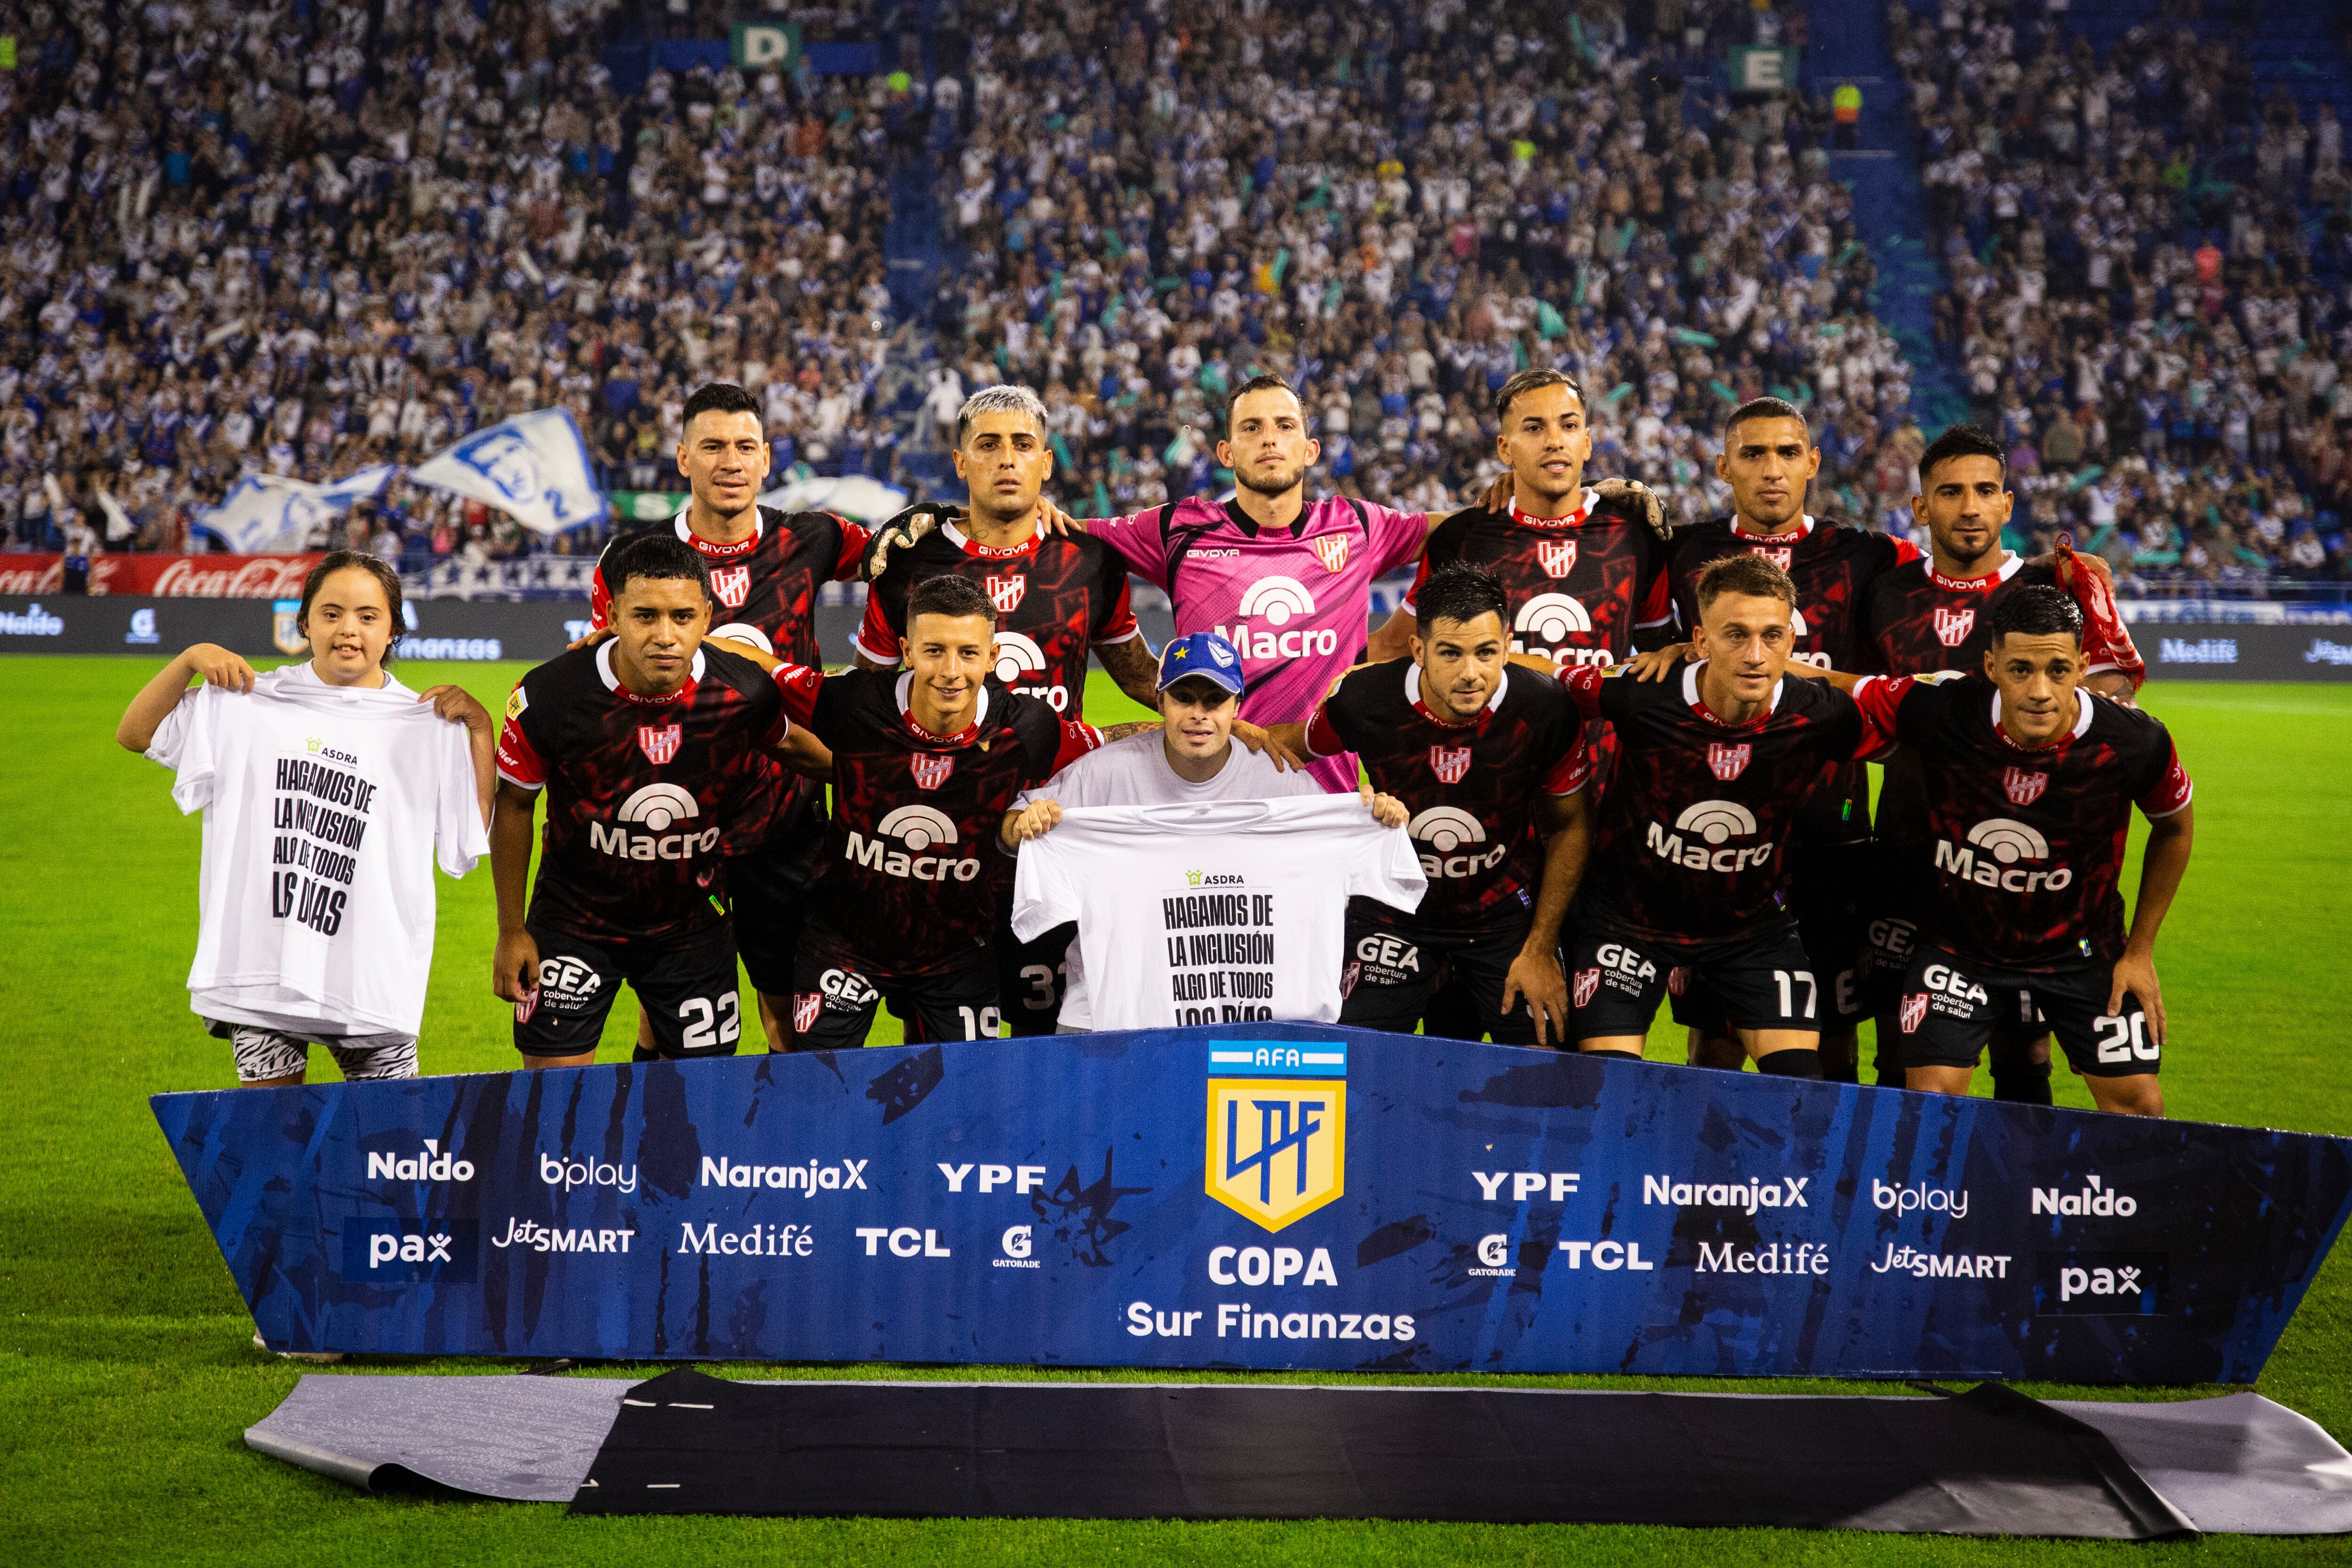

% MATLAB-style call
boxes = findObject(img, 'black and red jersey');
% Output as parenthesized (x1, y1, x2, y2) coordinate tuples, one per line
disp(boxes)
(852, 522, 1140, 719)
(1851, 672, 2192, 971)
(1666, 513, 1919, 844)
(1306, 659, 1590, 931)
(1561, 660, 1885, 944)
(1406, 489, 1674, 671)
(788, 669, 1103, 975)
(590, 507, 869, 666)
(495, 642, 796, 945)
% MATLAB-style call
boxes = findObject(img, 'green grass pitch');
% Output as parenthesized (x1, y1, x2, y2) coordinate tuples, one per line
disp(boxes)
(3, 654, 2349, 1564)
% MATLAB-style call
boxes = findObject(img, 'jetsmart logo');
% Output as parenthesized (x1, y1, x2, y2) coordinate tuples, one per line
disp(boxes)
(1870, 1244, 2012, 1279)
(1646, 801, 1773, 872)
(846, 805, 979, 883)
(1935, 818, 2073, 892)
(491, 1219, 636, 1254)
(1407, 806, 1505, 879)
(367, 1140, 476, 1182)
(590, 783, 721, 861)
(1217, 577, 1339, 658)
(2031, 1173, 2138, 1218)
(1643, 1174, 1809, 1213)
(699, 1156, 870, 1194)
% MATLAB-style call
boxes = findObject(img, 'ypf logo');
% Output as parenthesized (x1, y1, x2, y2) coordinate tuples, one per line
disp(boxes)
(1933, 607, 1977, 647)
(848, 805, 979, 883)
(1514, 592, 1593, 648)
(637, 724, 682, 766)
(1536, 539, 1577, 579)
(1206, 1041, 1346, 1232)
(1428, 745, 1472, 785)
(709, 565, 750, 608)
(984, 573, 1027, 613)
(1236, 576, 1318, 626)
(2003, 767, 2049, 807)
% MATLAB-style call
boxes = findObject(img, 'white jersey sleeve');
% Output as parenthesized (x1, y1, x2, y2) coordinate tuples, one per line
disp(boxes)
(430, 713, 491, 877)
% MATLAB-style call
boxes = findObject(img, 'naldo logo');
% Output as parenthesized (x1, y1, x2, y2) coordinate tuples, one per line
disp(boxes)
(366, 1139, 475, 1183)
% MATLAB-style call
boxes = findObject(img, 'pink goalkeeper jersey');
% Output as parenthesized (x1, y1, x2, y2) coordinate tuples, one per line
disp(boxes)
(1094, 494, 1428, 793)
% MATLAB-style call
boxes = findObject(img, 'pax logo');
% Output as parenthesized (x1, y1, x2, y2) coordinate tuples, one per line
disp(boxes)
(1648, 800, 1772, 872)
(1406, 806, 1505, 879)
(1936, 819, 2072, 892)
(2037, 1251, 2166, 1315)
(984, 573, 1027, 613)
(847, 805, 979, 882)
(1512, 593, 1595, 656)
(909, 753, 956, 790)
(1536, 539, 1577, 579)
(709, 565, 750, 608)
(590, 784, 719, 860)
(1429, 745, 1472, 785)
(342, 1220, 479, 1282)
(2003, 767, 2049, 807)
(1933, 607, 1977, 647)
(1707, 742, 1751, 781)
(1311, 533, 1351, 574)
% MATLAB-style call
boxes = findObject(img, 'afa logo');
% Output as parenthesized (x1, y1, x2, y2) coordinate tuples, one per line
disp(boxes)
(1205, 1042, 1346, 1232)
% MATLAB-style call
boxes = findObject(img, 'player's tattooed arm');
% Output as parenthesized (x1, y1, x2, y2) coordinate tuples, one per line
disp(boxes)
(2115, 804, 2194, 1054)
(116, 643, 254, 751)
(1093, 632, 1163, 711)
(488, 781, 543, 1005)
(1099, 721, 1161, 743)
(1506, 787, 1592, 1048)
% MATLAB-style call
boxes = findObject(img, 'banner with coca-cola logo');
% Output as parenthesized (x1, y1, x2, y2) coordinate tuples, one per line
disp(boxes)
(0, 554, 322, 598)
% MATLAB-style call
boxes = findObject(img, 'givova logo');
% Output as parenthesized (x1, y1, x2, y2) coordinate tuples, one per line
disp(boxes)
(1406, 806, 1505, 879)
(342, 1219, 480, 1283)
(591, 783, 721, 861)
(1647, 801, 1772, 872)
(2036, 1251, 2167, 1315)
(1936, 818, 2073, 892)
(1218, 578, 1338, 658)
(847, 805, 978, 882)
(1206, 1041, 1345, 1232)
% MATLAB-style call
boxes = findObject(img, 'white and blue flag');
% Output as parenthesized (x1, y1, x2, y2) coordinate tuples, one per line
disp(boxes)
(194, 466, 395, 554)
(411, 409, 606, 535)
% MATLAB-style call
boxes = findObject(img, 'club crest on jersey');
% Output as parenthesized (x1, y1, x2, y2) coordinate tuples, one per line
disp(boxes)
(1429, 745, 1473, 785)
(1751, 546, 1794, 571)
(792, 992, 823, 1035)
(709, 565, 750, 609)
(1934, 607, 1977, 647)
(1707, 742, 1753, 781)
(637, 724, 682, 765)
(1311, 534, 1351, 574)
(1536, 539, 1578, 579)
(2004, 767, 2050, 807)
(909, 753, 955, 790)
(1899, 993, 1931, 1034)
(984, 574, 1027, 614)
(1573, 967, 1601, 1009)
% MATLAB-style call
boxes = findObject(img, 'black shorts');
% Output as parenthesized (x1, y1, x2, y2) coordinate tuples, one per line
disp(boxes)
(997, 916, 1073, 1037)
(790, 927, 1001, 1051)
(1673, 839, 1870, 1032)
(1859, 837, 1931, 1016)
(515, 922, 745, 1059)
(1339, 907, 1545, 1046)
(1892, 947, 2158, 1078)
(726, 805, 823, 996)
(1567, 922, 1821, 1044)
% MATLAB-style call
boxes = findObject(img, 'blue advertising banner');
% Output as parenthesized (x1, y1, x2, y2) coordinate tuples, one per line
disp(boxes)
(154, 1026, 2352, 1381)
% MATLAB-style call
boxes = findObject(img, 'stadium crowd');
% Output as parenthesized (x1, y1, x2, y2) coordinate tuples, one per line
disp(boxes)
(1896, 0, 2352, 593)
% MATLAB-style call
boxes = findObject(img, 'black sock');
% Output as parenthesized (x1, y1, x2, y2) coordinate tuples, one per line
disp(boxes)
(1992, 1061, 2053, 1105)
(1822, 1052, 1860, 1085)
(1759, 1049, 1823, 1079)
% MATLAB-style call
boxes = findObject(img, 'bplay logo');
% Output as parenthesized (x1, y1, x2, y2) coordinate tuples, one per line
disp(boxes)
(2036, 1252, 2167, 1315)
(1406, 806, 1505, 879)
(996, 1225, 1040, 1268)
(699, 1156, 869, 1195)
(847, 805, 979, 882)
(1217, 578, 1338, 658)
(1647, 801, 1772, 872)
(2030, 1173, 2139, 1218)
(1643, 1174, 1809, 1214)
(590, 783, 720, 861)
(1935, 818, 2073, 892)
(540, 1151, 638, 1194)
(366, 1139, 476, 1183)
(342, 1219, 479, 1282)
(1872, 1179, 1970, 1219)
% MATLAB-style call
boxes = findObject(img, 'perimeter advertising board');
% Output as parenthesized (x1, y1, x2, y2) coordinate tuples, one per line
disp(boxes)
(156, 1027, 2352, 1381)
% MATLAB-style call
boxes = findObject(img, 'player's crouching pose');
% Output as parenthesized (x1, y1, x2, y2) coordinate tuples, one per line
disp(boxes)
(1271, 565, 1592, 1046)
(491, 533, 822, 1065)
(1830, 588, 2193, 1114)
(1558, 554, 1891, 1077)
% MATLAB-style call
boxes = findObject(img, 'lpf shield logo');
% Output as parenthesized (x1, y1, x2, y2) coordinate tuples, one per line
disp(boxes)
(1934, 607, 1977, 647)
(1752, 546, 1794, 571)
(1429, 745, 1472, 785)
(2004, 767, 2050, 807)
(1573, 967, 1601, 1009)
(909, 753, 955, 790)
(1899, 993, 1931, 1034)
(984, 574, 1026, 614)
(1707, 742, 1752, 781)
(1311, 533, 1351, 574)
(1536, 539, 1577, 579)
(710, 565, 750, 608)
(637, 724, 682, 765)
(1204, 1041, 1346, 1232)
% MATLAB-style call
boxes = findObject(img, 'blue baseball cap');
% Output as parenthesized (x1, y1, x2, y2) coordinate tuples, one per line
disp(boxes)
(1157, 631, 1246, 696)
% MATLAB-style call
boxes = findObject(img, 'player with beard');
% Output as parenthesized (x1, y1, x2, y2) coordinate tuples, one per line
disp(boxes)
(587, 382, 873, 1051)
(1268, 565, 1593, 1046)
(715, 575, 1153, 1048)
(1810, 588, 2192, 1115)
(491, 533, 826, 1066)
(1857, 425, 2144, 1098)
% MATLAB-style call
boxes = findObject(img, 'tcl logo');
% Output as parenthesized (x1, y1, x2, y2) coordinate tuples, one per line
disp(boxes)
(856, 1226, 953, 1258)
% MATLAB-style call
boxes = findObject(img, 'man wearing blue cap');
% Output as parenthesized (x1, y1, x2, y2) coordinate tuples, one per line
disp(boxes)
(1001, 631, 1410, 1031)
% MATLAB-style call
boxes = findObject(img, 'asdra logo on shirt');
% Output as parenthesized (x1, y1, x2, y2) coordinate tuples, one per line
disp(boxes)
(1934, 818, 2074, 892)
(1216, 578, 1342, 659)
(846, 805, 980, 883)
(1646, 801, 1773, 872)
(589, 783, 722, 861)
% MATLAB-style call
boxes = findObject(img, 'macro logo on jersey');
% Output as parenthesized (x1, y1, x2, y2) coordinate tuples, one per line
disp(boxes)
(1430, 745, 1472, 785)
(1937, 818, 2072, 892)
(992, 630, 1049, 691)
(710, 565, 750, 609)
(1537, 540, 1576, 579)
(2004, 767, 2050, 807)
(1218, 578, 1340, 659)
(1934, 608, 1977, 647)
(1514, 593, 1595, 654)
(847, 804, 978, 883)
(1707, 742, 1752, 782)
(1204, 1042, 1346, 1232)
(985, 574, 1027, 614)
(1647, 800, 1773, 872)
(909, 754, 955, 791)
(1406, 806, 1505, 879)
(1311, 534, 1351, 574)
(637, 724, 682, 765)
(592, 783, 718, 860)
